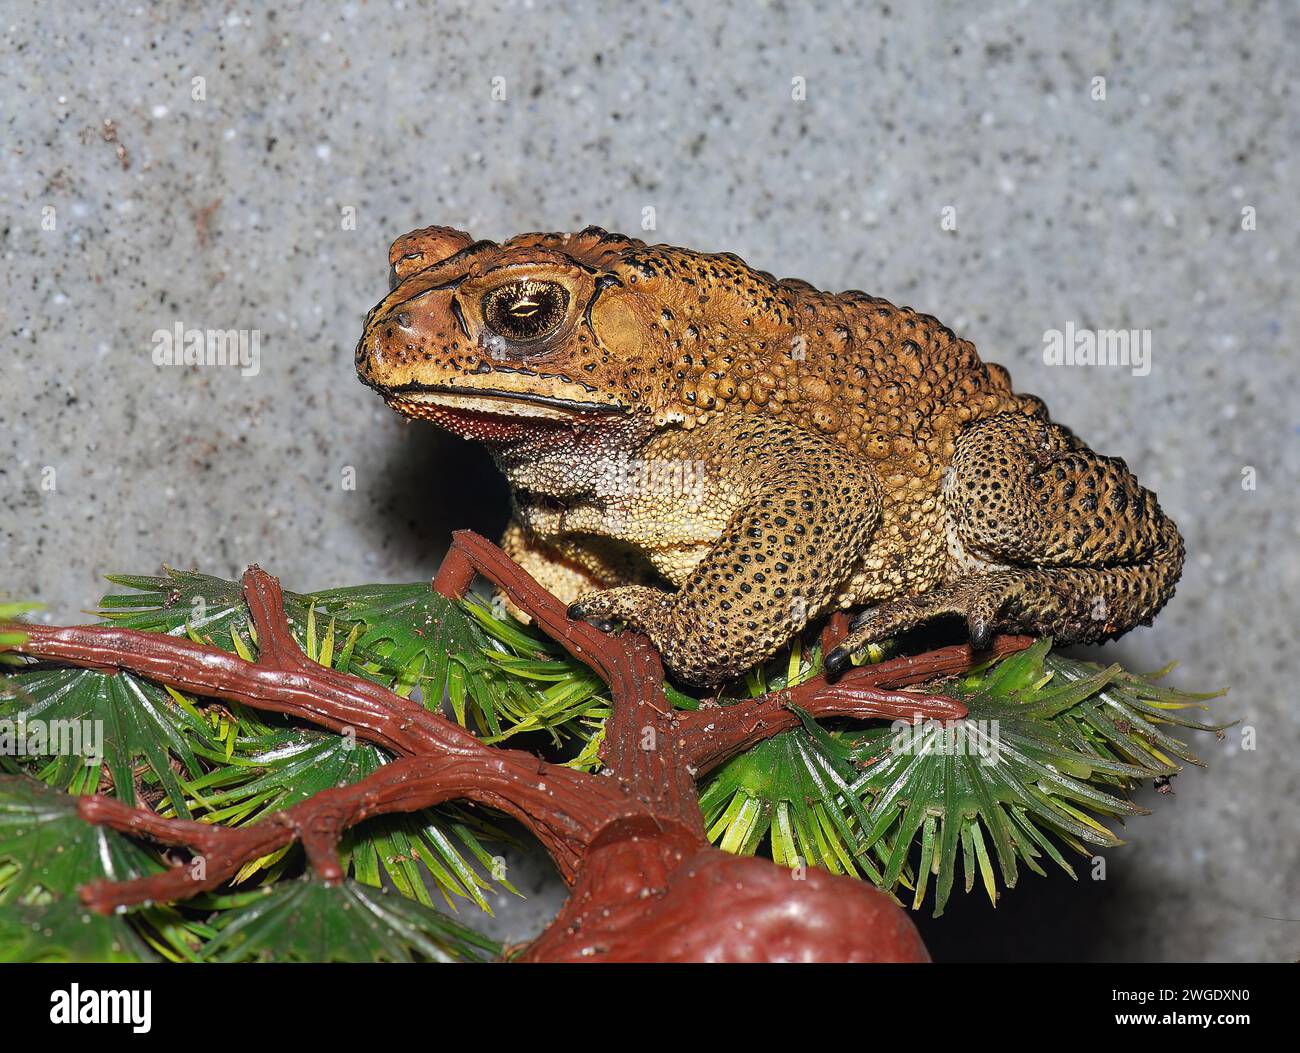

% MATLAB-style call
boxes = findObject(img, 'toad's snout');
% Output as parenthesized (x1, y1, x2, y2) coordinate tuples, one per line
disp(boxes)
(356, 276, 465, 390)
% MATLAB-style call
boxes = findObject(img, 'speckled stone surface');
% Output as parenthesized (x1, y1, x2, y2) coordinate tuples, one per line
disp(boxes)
(1, 1, 1295, 961)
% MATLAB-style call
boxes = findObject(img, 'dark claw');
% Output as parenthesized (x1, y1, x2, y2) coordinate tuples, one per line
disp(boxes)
(848, 606, 878, 631)
(968, 616, 992, 652)
(568, 602, 619, 634)
(824, 645, 851, 680)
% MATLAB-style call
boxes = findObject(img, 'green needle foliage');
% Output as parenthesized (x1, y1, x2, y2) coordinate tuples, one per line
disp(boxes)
(0, 568, 1226, 959)
(199, 878, 501, 963)
(0, 895, 150, 963)
(96, 569, 316, 653)
(700, 640, 1227, 916)
(0, 775, 161, 908)
(0, 775, 178, 961)
(3, 667, 209, 815)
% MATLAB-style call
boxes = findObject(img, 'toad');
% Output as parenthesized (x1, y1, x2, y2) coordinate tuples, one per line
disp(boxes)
(357, 226, 1183, 687)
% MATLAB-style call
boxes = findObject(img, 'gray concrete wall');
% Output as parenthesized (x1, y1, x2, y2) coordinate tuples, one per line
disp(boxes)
(2, 0, 1295, 961)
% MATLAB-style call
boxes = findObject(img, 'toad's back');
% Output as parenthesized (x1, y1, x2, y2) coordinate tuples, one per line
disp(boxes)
(605, 242, 1042, 473)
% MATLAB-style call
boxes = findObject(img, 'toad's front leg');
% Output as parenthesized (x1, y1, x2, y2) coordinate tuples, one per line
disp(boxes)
(568, 417, 882, 687)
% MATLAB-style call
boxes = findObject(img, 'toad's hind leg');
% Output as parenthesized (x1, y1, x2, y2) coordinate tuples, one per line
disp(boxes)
(827, 413, 1184, 673)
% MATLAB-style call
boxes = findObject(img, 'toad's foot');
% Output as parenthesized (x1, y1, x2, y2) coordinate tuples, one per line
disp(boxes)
(825, 574, 1021, 678)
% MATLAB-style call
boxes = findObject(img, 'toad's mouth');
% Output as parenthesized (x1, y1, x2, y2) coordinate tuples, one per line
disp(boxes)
(379, 384, 629, 421)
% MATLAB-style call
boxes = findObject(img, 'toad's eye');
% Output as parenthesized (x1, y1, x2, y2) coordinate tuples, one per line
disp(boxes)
(482, 280, 569, 342)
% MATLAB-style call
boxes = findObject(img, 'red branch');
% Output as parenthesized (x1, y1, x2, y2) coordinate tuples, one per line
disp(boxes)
(0, 532, 1027, 962)
(7, 567, 647, 893)
(435, 531, 702, 839)
(678, 635, 1030, 775)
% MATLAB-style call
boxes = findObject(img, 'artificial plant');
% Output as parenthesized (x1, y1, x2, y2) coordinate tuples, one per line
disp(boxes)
(0, 532, 1224, 962)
